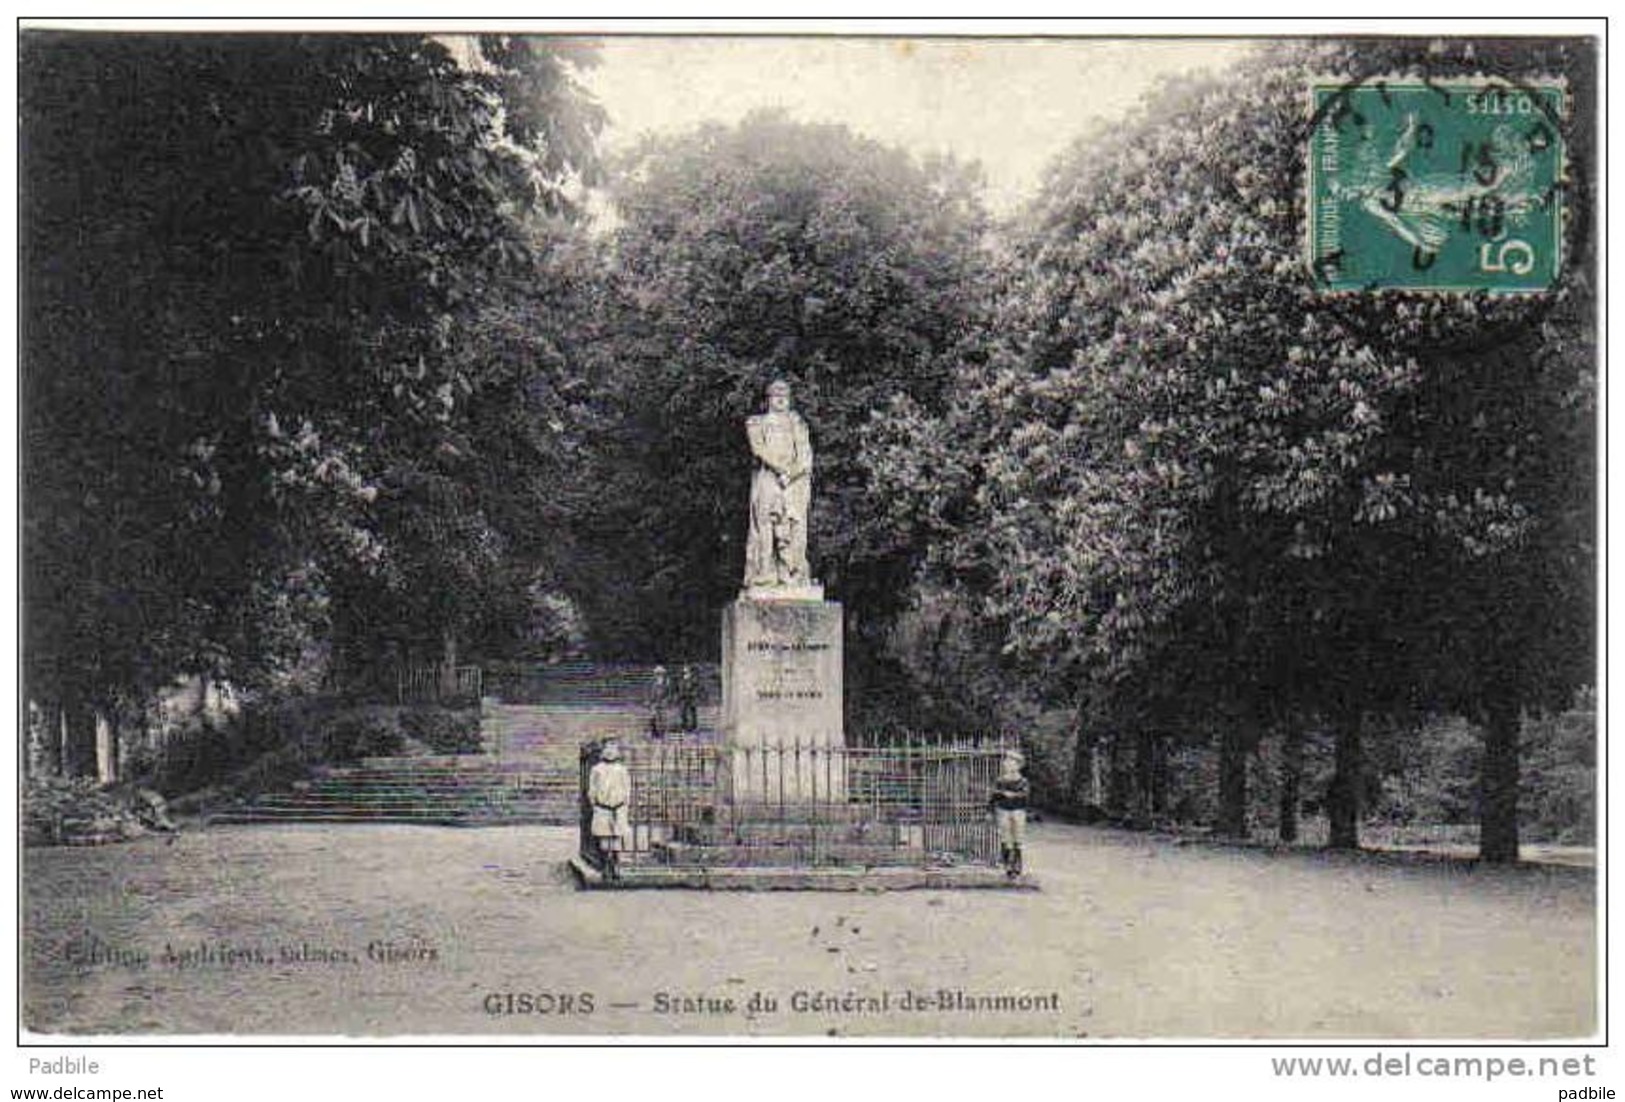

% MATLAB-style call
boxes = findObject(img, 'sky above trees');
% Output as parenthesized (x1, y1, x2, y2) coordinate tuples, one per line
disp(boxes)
(580, 36, 1254, 214)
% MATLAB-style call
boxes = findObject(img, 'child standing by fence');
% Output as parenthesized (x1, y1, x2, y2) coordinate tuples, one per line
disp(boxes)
(989, 751, 1029, 879)
(588, 741, 632, 881)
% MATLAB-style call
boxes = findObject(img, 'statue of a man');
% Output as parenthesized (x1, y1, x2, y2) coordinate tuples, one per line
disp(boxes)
(743, 379, 813, 590)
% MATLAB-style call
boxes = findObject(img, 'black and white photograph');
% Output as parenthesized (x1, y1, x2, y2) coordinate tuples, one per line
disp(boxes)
(11, 15, 1606, 1090)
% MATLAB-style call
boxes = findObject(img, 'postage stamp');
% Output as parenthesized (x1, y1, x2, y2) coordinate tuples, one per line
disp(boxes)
(1307, 77, 1568, 292)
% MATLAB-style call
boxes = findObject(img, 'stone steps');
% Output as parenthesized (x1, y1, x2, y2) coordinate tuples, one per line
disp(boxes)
(221, 750, 586, 826)
(485, 709, 720, 757)
(484, 662, 719, 707)
(222, 665, 724, 828)
(214, 809, 470, 825)
(211, 808, 565, 826)
(316, 764, 581, 781)
(243, 795, 575, 811)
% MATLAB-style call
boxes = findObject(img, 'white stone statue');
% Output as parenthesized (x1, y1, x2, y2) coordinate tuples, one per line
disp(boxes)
(743, 379, 817, 594)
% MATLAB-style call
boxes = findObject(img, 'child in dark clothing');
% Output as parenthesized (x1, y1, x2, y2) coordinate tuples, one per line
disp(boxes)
(989, 751, 1029, 878)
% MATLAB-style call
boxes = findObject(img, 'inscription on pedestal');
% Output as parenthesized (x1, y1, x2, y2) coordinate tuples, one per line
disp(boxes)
(722, 598, 844, 801)
(722, 598, 843, 748)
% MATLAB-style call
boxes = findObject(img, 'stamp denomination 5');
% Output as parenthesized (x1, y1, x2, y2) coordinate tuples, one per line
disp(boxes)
(1307, 76, 1567, 293)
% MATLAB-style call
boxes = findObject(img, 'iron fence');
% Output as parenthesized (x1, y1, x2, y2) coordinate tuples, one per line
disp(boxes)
(579, 737, 1015, 871)
(395, 665, 483, 705)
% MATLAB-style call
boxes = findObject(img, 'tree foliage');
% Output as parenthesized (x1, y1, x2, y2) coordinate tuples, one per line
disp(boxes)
(877, 38, 1595, 854)
(584, 111, 990, 662)
(22, 33, 1594, 856)
(22, 32, 604, 725)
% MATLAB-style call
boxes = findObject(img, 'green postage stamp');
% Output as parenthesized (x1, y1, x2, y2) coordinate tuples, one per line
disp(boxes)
(1307, 77, 1567, 292)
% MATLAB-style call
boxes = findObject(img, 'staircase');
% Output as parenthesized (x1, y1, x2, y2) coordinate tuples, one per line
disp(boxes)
(214, 663, 719, 827)
(211, 754, 583, 826)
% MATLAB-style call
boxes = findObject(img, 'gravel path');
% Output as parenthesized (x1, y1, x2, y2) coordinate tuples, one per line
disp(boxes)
(22, 821, 1595, 1039)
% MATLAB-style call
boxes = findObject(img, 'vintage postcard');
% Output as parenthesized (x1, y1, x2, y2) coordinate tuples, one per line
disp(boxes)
(16, 22, 1600, 1061)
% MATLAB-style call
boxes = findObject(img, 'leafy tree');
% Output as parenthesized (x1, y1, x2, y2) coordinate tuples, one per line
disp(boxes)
(586, 111, 989, 683)
(883, 39, 1594, 858)
(22, 32, 604, 768)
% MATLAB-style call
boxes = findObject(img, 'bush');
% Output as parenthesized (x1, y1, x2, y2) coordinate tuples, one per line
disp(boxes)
(320, 715, 404, 762)
(1020, 710, 1080, 812)
(231, 745, 310, 798)
(1521, 702, 1595, 844)
(149, 702, 311, 795)
(151, 723, 226, 796)
(22, 776, 172, 846)
(400, 708, 482, 755)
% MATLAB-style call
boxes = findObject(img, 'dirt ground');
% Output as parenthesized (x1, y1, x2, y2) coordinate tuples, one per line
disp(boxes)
(22, 820, 1595, 1039)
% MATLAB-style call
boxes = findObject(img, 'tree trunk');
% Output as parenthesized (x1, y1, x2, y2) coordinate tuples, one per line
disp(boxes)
(1067, 715, 1094, 813)
(1216, 725, 1248, 838)
(1327, 714, 1362, 850)
(1150, 734, 1169, 816)
(95, 709, 117, 785)
(1106, 731, 1132, 819)
(1278, 727, 1303, 844)
(61, 699, 98, 778)
(1132, 729, 1155, 827)
(23, 701, 46, 781)
(1479, 698, 1521, 864)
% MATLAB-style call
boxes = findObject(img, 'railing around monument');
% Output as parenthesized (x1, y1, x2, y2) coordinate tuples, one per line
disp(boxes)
(578, 737, 1015, 871)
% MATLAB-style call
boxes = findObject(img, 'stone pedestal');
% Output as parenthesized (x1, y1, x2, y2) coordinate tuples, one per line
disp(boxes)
(721, 595, 843, 801)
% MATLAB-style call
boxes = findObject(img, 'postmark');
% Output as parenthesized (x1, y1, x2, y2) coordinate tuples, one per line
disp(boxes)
(1307, 76, 1568, 292)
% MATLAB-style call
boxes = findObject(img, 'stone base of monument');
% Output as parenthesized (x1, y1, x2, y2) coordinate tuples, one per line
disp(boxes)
(566, 596, 1030, 890)
(569, 803, 1038, 891)
(567, 854, 1035, 891)
(721, 595, 844, 775)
